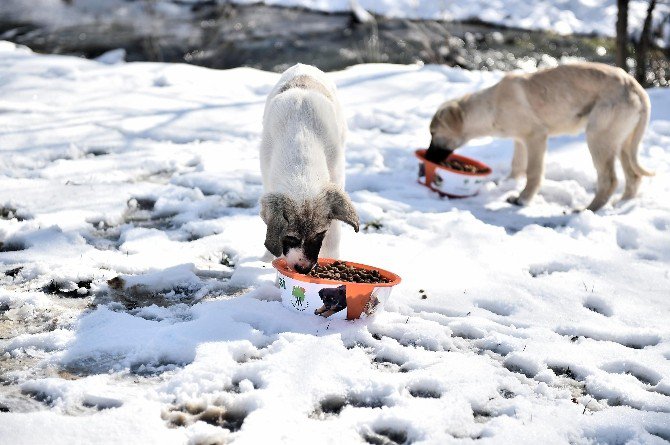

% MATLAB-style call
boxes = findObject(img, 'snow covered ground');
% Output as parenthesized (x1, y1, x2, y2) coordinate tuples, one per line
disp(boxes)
(233, 0, 669, 38)
(1, 41, 670, 444)
(5, 0, 669, 40)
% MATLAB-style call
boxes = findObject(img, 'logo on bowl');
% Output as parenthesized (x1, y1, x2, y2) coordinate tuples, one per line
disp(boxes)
(291, 285, 308, 311)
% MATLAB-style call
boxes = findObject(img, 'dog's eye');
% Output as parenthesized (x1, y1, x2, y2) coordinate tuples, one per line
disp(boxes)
(283, 235, 301, 247)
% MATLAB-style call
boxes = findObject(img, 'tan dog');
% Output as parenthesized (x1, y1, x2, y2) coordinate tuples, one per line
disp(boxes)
(425, 62, 653, 211)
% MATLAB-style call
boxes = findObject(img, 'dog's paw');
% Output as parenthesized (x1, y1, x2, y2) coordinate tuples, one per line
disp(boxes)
(319, 309, 336, 318)
(506, 195, 526, 206)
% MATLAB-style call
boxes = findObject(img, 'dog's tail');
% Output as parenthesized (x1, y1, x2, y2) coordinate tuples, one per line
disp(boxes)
(621, 86, 654, 177)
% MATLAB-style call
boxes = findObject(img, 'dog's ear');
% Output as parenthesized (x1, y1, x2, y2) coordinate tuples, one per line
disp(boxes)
(260, 193, 294, 257)
(323, 187, 359, 232)
(435, 102, 464, 134)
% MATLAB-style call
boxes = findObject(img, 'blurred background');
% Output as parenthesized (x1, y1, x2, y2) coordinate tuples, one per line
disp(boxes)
(1, 0, 669, 86)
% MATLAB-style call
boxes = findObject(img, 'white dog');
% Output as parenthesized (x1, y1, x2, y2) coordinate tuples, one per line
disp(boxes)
(259, 64, 359, 273)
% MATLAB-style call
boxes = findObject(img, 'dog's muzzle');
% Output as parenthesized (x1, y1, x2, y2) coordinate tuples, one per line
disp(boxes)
(293, 262, 315, 274)
(424, 142, 453, 164)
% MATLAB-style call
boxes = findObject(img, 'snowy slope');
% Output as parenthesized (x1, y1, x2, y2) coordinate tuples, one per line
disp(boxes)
(5, 0, 668, 39)
(232, 0, 668, 37)
(1, 41, 670, 444)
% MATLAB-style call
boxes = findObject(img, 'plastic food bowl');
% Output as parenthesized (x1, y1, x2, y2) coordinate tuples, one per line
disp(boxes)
(415, 149, 492, 198)
(272, 258, 401, 320)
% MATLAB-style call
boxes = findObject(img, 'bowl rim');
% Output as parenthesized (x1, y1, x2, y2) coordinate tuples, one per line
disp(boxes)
(272, 257, 401, 287)
(415, 149, 492, 177)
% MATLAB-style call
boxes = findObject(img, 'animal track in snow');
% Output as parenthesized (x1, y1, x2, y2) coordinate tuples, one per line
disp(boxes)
(407, 383, 442, 399)
(503, 361, 538, 379)
(652, 217, 669, 231)
(81, 395, 123, 410)
(42, 279, 93, 298)
(311, 393, 388, 420)
(583, 295, 613, 317)
(472, 408, 502, 424)
(0, 206, 29, 221)
(616, 225, 640, 250)
(362, 427, 409, 445)
(528, 261, 573, 277)
(475, 299, 516, 316)
(647, 427, 670, 442)
(600, 361, 663, 386)
(0, 238, 26, 252)
(163, 400, 249, 432)
(555, 326, 661, 349)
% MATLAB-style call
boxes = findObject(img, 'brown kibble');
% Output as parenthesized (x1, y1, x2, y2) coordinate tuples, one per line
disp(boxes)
(440, 158, 487, 174)
(306, 262, 391, 284)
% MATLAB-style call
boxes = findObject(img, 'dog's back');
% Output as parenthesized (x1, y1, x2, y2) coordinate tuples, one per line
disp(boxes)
(500, 62, 648, 136)
(260, 64, 346, 197)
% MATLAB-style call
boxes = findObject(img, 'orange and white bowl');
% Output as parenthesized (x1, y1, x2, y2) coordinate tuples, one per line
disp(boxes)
(272, 258, 401, 320)
(415, 149, 492, 198)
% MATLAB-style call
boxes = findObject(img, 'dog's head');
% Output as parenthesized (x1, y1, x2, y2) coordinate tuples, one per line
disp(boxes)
(318, 285, 347, 307)
(260, 186, 359, 273)
(425, 101, 466, 163)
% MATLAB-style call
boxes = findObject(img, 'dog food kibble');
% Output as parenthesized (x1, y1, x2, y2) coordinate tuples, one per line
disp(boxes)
(307, 261, 391, 284)
(440, 159, 487, 174)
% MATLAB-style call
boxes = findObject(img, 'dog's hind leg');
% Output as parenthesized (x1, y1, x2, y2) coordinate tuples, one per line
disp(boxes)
(509, 140, 527, 179)
(619, 140, 642, 202)
(586, 131, 619, 212)
(620, 112, 652, 201)
(507, 133, 547, 206)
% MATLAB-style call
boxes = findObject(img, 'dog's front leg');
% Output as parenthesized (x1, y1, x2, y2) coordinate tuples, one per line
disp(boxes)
(319, 220, 341, 259)
(314, 305, 328, 315)
(508, 134, 547, 206)
(509, 140, 527, 179)
(318, 309, 336, 318)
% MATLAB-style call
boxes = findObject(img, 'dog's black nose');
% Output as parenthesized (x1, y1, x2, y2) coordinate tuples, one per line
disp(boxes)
(425, 142, 453, 163)
(294, 263, 314, 274)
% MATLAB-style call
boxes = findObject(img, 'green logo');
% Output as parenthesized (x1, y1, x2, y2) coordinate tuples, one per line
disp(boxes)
(291, 285, 308, 311)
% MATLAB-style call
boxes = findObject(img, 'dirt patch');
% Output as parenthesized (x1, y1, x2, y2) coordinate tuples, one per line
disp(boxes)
(0, 240, 26, 252)
(42, 279, 92, 298)
(4, 267, 23, 278)
(163, 401, 249, 432)
(0, 206, 27, 221)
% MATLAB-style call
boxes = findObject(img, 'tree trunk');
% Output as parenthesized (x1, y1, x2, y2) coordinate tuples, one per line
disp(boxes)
(616, 0, 630, 69)
(635, 0, 657, 85)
